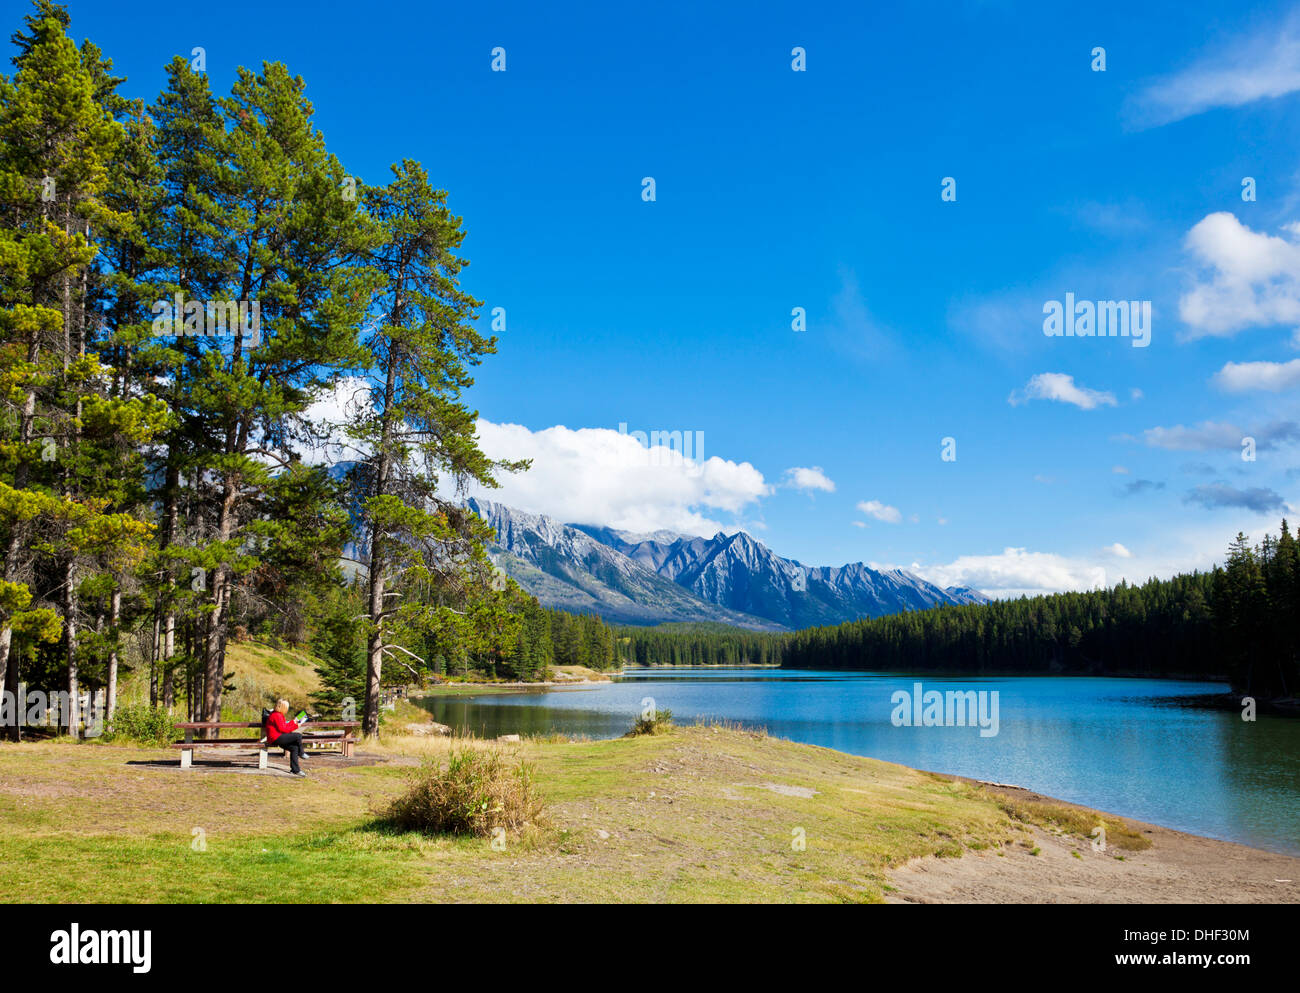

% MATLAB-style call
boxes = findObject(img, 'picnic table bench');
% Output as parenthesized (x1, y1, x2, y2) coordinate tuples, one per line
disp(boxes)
(171, 721, 360, 769)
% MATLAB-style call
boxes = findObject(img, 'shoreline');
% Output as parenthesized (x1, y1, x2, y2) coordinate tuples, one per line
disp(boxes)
(402, 680, 1298, 861)
(409, 676, 613, 698)
(401, 695, 1300, 865)
(889, 775, 1300, 903)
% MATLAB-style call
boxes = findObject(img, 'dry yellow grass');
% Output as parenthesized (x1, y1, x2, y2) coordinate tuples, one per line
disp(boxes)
(381, 745, 546, 838)
(223, 641, 323, 704)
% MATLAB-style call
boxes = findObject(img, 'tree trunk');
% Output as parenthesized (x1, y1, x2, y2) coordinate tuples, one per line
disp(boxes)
(0, 529, 21, 693)
(363, 559, 385, 738)
(65, 561, 79, 741)
(106, 588, 121, 720)
(162, 610, 175, 708)
(361, 295, 401, 738)
(203, 483, 237, 733)
(0, 626, 9, 702)
(156, 464, 178, 711)
(3, 641, 19, 742)
(149, 612, 160, 707)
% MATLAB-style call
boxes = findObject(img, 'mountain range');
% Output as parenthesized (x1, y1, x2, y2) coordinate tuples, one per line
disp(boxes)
(466, 498, 987, 631)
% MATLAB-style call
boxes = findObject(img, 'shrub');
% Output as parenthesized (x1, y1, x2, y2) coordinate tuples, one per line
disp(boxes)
(107, 704, 177, 746)
(381, 746, 545, 837)
(629, 707, 673, 736)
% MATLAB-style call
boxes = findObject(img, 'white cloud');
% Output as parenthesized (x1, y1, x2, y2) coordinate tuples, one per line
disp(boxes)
(1179, 213, 1300, 339)
(910, 548, 1108, 597)
(300, 375, 374, 465)
(1009, 372, 1117, 410)
(856, 499, 902, 524)
(1123, 419, 1300, 451)
(783, 466, 836, 493)
(1112, 465, 1130, 474)
(1128, 18, 1300, 127)
(1131, 421, 1243, 451)
(912, 522, 1274, 599)
(467, 419, 771, 536)
(1212, 357, 1300, 392)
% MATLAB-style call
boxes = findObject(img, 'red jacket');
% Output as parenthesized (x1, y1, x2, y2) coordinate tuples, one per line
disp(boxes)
(265, 711, 298, 743)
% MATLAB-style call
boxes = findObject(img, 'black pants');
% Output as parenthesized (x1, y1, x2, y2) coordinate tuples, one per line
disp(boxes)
(275, 732, 305, 773)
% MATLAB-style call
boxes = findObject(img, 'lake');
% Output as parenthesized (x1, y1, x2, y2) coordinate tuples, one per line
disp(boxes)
(411, 668, 1300, 856)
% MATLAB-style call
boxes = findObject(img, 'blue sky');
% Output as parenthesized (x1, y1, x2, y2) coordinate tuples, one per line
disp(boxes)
(27, 0, 1300, 595)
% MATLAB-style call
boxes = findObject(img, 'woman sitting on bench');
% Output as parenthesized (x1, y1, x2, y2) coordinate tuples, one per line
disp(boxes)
(265, 700, 307, 777)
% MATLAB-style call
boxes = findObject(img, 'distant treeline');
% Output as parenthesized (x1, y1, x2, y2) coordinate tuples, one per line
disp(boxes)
(517, 605, 619, 677)
(433, 600, 618, 681)
(617, 622, 783, 667)
(619, 523, 1300, 699)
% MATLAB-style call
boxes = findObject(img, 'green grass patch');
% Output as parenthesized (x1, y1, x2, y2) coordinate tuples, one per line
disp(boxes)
(0, 727, 1159, 903)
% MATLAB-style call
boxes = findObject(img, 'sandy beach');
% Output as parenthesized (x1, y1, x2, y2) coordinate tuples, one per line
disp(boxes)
(887, 780, 1300, 904)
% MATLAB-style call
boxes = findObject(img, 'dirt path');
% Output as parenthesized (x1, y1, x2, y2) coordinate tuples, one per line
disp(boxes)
(887, 783, 1300, 904)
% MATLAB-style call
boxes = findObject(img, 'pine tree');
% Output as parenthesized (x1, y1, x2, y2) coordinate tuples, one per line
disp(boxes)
(0, 4, 165, 736)
(150, 59, 372, 727)
(347, 160, 523, 736)
(310, 584, 366, 717)
(144, 56, 225, 713)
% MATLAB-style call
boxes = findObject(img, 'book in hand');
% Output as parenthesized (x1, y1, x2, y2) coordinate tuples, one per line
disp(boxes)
(294, 710, 309, 726)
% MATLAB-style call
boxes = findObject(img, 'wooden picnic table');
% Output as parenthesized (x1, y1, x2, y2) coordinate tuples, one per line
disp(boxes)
(171, 720, 360, 769)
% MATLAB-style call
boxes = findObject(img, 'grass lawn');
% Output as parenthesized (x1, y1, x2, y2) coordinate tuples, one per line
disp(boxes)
(0, 725, 1143, 903)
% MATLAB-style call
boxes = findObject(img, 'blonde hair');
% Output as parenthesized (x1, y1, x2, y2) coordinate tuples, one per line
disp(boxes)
(275, 699, 290, 714)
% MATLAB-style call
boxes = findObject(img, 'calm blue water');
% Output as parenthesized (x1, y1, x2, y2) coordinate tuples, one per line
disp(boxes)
(413, 668, 1300, 855)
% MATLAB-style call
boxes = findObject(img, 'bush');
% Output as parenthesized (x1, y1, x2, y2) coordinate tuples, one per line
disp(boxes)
(629, 707, 674, 736)
(381, 746, 545, 837)
(107, 704, 177, 746)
